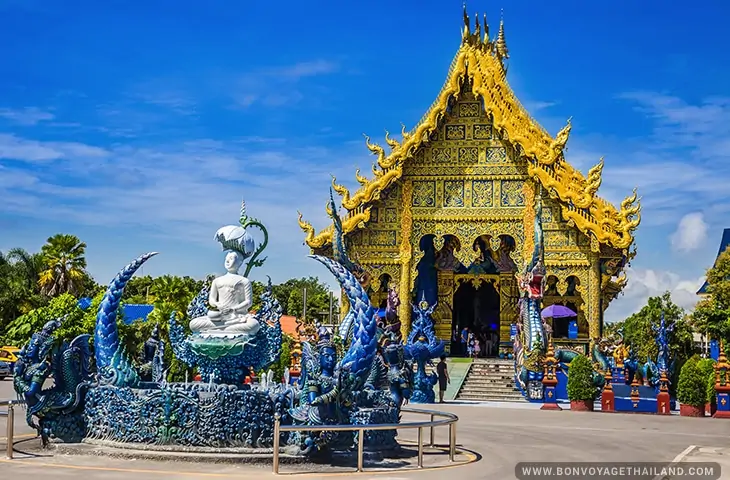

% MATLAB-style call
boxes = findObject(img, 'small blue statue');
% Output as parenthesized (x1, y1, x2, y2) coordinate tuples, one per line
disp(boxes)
(405, 294, 445, 403)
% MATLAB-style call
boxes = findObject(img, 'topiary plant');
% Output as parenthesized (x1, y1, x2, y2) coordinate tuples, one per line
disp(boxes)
(677, 357, 706, 407)
(567, 354, 596, 401)
(697, 358, 717, 405)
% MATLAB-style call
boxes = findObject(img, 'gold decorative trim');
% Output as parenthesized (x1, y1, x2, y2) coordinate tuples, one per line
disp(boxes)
(298, 10, 640, 252)
(398, 181, 414, 338)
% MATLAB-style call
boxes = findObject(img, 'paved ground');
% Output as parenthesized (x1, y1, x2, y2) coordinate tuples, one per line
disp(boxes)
(3, 378, 730, 479)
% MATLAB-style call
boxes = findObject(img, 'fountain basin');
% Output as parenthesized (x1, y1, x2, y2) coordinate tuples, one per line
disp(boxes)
(84, 383, 291, 448)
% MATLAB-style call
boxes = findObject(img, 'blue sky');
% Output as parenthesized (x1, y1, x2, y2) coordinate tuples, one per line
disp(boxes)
(1, 0, 729, 323)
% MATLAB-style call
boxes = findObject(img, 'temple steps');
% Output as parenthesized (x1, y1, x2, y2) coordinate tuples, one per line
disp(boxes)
(455, 358, 526, 402)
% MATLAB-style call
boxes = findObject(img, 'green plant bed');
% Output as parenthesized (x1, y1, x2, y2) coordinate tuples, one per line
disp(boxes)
(567, 354, 596, 402)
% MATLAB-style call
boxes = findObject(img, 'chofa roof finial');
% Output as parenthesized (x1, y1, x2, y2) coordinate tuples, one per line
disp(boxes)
(496, 9, 509, 59)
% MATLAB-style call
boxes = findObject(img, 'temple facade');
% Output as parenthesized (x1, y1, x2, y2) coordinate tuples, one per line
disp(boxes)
(298, 9, 641, 356)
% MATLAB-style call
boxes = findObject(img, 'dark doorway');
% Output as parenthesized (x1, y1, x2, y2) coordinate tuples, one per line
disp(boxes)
(452, 280, 500, 357)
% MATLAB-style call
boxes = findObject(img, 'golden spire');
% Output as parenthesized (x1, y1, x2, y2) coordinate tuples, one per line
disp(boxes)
(462, 3, 470, 39)
(474, 11, 481, 39)
(482, 12, 490, 44)
(495, 10, 509, 59)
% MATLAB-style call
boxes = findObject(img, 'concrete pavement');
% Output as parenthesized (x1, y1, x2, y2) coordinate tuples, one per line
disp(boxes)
(3, 377, 730, 479)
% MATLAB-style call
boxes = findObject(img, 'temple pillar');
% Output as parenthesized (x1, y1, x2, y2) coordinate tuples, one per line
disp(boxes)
(588, 253, 601, 340)
(499, 272, 519, 356)
(398, 181, 414, 339)
(436, 270, 455, 348)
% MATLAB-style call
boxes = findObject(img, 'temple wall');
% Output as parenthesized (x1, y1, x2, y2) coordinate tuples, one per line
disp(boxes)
(344, 92, 606, 345)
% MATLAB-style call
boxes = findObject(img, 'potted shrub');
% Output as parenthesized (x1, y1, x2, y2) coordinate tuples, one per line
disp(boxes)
(567, 354, 596, 411)
(677, 357, 706, 417)
(697, 358, 717, 416)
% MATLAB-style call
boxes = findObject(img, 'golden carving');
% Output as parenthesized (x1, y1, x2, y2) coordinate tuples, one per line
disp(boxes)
(297, 9, 634, 346)
(299, 11, 641, 252)
(398, 181, 414, 339)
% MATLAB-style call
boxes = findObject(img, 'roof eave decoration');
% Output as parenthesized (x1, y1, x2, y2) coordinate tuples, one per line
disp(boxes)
(299, 7, 641, 252)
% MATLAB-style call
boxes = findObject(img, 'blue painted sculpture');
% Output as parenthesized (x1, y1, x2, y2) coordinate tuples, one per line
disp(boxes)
(96, 253, 159, 388)
(289, 254, 382, 454)
(382, 332, 413, 408)
(404, 295, 445, 404)
(327, 188, 368, 345)
(15, 198, 405, 456)
(13, 318, 92, 445)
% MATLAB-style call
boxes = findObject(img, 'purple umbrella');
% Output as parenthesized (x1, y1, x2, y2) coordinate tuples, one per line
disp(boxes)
(541, 304, 577, 318)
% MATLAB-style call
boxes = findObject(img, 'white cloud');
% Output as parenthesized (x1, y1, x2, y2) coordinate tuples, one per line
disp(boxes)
(0, 107, 54, 126)
(0, 132, 370, 287)
(0, 134, 109, 163)
(232, 59, 340, 109)
(671, 212, 708, 252)
(604, 267, 703, 323)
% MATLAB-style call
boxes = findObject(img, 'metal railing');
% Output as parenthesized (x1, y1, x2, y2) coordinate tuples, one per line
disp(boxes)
(1, 399, 459, 473)
(273, 407, 459, 474)
(1, 399, 24, 460)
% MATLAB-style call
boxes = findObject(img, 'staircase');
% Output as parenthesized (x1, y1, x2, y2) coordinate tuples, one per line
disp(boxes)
(456, 358, 525, 402)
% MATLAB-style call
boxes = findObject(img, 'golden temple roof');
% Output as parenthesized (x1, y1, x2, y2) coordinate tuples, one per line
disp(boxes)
(299, 7, 641, 253)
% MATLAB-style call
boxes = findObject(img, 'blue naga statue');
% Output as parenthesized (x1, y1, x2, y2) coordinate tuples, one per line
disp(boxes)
(381, 332, 413, 408)
(404, 294, 445, 404)
(623, 313, 675, 387)
(13, 318, 92, 445)
(326, 187, 370, 345)
(513, 196, 604, 399)
(12, 251, 156, 444)
(289, 254, 379, 454)
(325, 190, 411, 411)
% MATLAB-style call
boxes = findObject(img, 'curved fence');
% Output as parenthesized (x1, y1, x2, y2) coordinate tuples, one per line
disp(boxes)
(273, 406, 459, 474)
(2, 399, 461, 474)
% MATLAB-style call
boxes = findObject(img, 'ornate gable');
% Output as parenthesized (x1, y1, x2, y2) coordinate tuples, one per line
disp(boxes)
(299, 8, 641, 254)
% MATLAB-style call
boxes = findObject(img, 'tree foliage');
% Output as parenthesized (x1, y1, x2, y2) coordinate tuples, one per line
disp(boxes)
(38, 234, 90, 297)
(273, 277, 333, 321)
(609, 291, 695, 365)
(690, 246, 730, 344)
(0, 233, 334, 385)
(567, 354, 596, 401)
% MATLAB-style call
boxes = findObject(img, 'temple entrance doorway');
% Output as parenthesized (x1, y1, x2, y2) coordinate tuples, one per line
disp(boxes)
(451, 280, 500, 358)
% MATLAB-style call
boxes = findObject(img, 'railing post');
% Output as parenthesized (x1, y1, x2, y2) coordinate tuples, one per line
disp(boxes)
(417, 426, 424, 468)
(272, 413, 280, 474)
(429, 413, 434, 447)
(6, 403, 14, 460)
(357, 428, 364, 472)
(449, 421, 456, 462)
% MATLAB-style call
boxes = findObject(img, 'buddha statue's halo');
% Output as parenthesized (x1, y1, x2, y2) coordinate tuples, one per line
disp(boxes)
(214, 225, 256, 259)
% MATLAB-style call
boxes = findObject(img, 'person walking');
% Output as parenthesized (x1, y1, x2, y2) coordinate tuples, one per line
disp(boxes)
(437, 354, 450, 403)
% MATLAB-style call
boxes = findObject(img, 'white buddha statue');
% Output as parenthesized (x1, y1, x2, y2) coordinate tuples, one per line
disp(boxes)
(189, 250, 261, 338)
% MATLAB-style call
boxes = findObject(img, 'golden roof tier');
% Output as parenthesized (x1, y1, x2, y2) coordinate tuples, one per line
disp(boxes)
(298, 7, 641, 253)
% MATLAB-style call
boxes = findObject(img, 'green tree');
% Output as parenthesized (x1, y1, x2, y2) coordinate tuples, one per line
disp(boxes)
(706, 245, 730, 308)
(38, 234, 89, 297)
(0, 249, 48, 332)
(278, 277, 332, 321)
(677, 356, 706, 408)
(611, 291, 695, 365)
(567, 354, 596, 401)
(1, 294, 86, 347)
(690, 246, 730, 344)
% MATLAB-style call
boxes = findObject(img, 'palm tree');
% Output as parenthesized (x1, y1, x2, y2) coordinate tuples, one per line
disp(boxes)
(5, 248, 44, 292)
(38, 234, 88, 297)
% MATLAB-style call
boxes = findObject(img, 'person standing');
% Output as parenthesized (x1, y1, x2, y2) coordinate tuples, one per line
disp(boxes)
(437, 354, 450, 403)
(460, 326, 469, 356)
